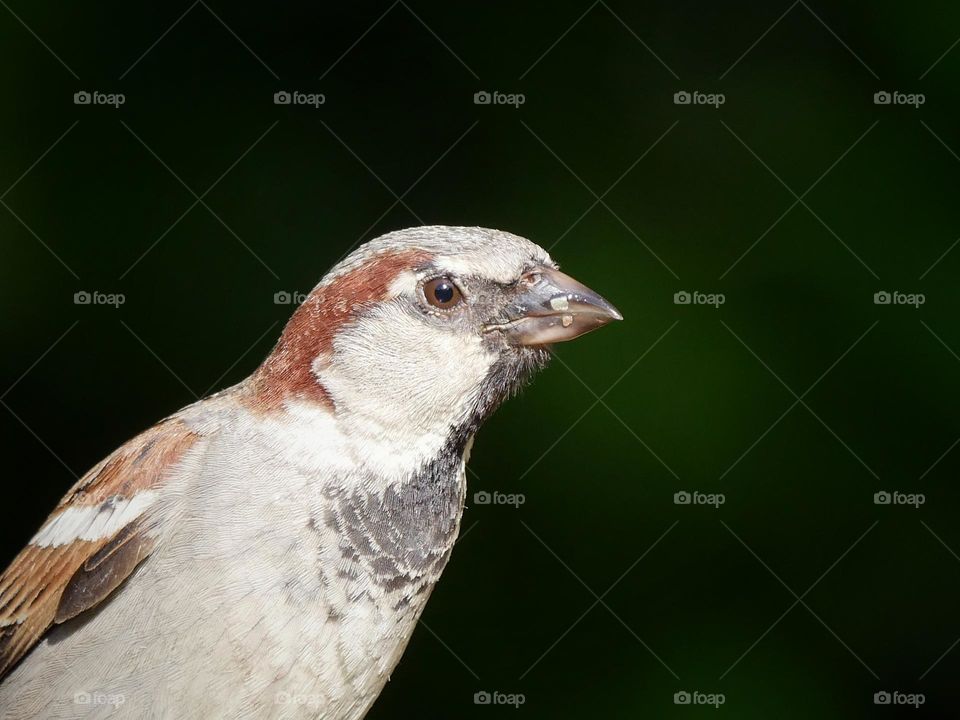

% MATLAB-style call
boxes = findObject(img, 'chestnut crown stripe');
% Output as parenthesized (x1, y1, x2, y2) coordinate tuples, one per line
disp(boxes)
(247, 248, 433, 410)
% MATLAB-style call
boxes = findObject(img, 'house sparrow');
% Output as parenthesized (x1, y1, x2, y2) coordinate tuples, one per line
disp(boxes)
(0, 226, 620, 719)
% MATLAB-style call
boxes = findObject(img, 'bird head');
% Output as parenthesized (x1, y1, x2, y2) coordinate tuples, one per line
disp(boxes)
(248, 226, 620, 473)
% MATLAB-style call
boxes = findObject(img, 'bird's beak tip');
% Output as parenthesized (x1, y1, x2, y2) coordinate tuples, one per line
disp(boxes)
(603, 302, 624, 323)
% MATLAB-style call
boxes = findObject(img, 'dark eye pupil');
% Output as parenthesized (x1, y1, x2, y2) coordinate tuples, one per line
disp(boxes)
(424, 277, 461, 309)
(433, 282, 455, 304)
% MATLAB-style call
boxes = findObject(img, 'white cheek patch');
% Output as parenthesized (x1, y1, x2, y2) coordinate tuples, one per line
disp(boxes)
(387, 269, 419, 299)
(30, 491, 158, 548)
(317, 304, 497, 479)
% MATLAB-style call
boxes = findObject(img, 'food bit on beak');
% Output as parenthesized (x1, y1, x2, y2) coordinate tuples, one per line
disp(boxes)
(485, 266, 622, 346)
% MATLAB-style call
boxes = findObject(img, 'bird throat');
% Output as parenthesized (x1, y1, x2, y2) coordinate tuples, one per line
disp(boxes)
(317, 430, 470, 606)
(314, 348, 547, 605)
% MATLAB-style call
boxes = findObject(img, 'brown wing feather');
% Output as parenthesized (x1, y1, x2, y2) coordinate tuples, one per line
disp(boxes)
(0, 419, 198, 678)
(55, 520, 156, 624)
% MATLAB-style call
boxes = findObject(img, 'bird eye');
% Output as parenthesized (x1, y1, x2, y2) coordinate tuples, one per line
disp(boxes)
(423, 277, 463, 309)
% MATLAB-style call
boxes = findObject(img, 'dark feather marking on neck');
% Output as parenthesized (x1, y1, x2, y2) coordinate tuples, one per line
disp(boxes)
(314, 347, 549, 602)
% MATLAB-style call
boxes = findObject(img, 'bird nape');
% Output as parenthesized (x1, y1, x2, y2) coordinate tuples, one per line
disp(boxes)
(0, 226, 620, 720)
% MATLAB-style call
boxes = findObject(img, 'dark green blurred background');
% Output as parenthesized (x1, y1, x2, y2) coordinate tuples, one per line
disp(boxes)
(2, 2, 959, 717)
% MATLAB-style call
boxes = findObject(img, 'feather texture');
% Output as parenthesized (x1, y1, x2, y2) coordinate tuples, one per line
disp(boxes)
(0, 419, 198, 678)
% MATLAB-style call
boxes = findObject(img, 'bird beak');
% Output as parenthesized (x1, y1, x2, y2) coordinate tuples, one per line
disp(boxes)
(486, 266, 623, 346)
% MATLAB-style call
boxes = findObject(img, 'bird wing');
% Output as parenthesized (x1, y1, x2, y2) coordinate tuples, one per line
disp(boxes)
(0, 418, 199, 679)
